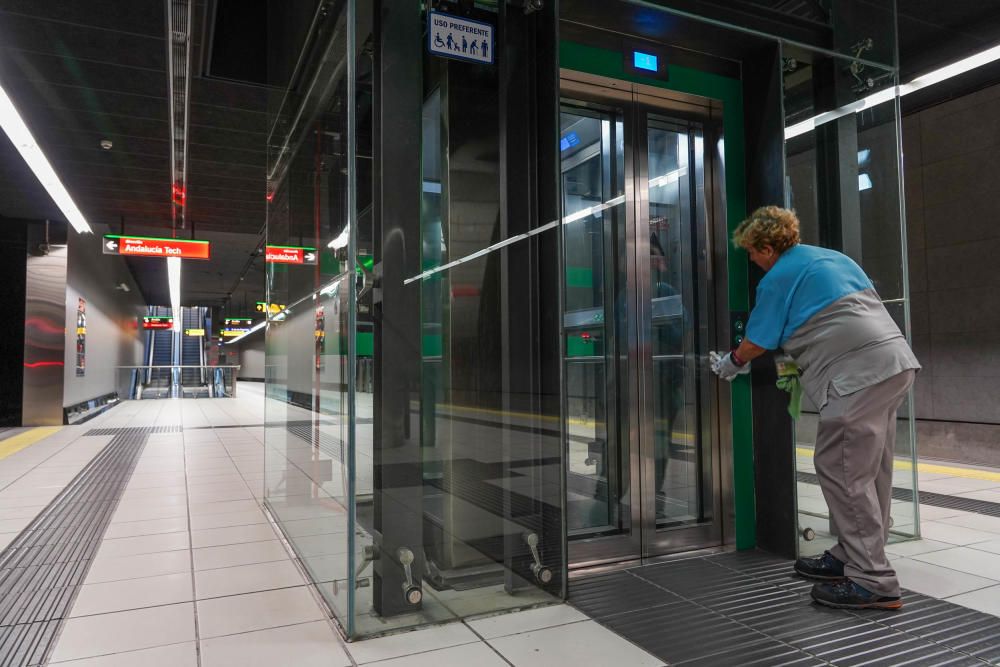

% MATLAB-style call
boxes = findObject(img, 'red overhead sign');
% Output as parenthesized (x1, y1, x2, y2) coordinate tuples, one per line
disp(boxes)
(104, 235, 210, 260)
(265, 245, 317, 265)
(142, 316, 173, 330)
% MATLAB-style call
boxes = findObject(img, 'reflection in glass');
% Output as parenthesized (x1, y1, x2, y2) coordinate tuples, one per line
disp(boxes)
(560, 105, 628, 537)
(783, 51, 917, 555)
(645, 118, 712, 530)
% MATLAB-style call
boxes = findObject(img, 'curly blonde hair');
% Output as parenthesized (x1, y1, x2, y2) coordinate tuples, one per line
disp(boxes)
(732, 206, 801, 253)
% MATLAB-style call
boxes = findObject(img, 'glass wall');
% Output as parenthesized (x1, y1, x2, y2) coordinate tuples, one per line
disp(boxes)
(264, 1, 563, 640)
(783, 45, 920, 555)
(622, 0, 918, 556)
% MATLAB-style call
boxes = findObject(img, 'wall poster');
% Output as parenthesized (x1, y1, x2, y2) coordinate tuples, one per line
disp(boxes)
(75, 297, 86, 377)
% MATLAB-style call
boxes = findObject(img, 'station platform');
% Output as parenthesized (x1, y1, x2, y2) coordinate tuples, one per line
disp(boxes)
(1, 387, 999, 666)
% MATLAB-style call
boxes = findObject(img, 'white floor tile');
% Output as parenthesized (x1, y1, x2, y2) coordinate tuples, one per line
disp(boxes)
(197, 586, 327, 638)
(200, 620, 350, 667)
(188, 498, 261, 516)
(96, 531, 190, 559)
(918, 521, 998, 546)
(48, 603, 196, 662)
(915, 504, 965, 521)
(47, 641, 198, 666)
(70, 572, 193, 617)
(346, 622, 479, 664)
(191, 523, 277, 548)
(953, 489, 1000, 503)
(195, 559, 304, 598)
(894, 558, 999, 598)
(103, 517, 188, 540)
(488, 620, 663, 667)
(0, 517, 31, 533)
(466, 604, 588, 639)
(0, 505, 47, 520)
(885, 538, 956, 558)
(913, 546, 1000, 579)
(360, 641, 509, 667)
(920, 478, 1000, 495)
(970, 538, 1000, 555)
(945, 584, 1000, 618)
(193, 539, 290, 571)
(110, 504, 188, 524)
(189, 508, 267, 530)
(86, 550, 192, 584)
(940, 512, 1000, 535)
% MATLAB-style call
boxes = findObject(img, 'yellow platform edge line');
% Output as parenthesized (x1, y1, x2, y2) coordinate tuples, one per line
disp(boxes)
(796, 446, 1000, 483)
(0, 427, 63, 461)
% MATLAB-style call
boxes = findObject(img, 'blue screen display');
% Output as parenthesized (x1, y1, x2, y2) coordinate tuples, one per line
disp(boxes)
(560, 132, 580, 152)
(633, 51, 658, 72)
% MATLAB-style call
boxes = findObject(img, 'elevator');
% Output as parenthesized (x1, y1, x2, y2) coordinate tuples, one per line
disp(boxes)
(560, 72, 734, 567)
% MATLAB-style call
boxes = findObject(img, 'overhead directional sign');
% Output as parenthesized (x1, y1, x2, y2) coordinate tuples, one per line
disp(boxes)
(104, 235, 210, 260)
(265, 245, 317, 265)
(256, 302, 286, 314)
(142, 316, 173, 330)
(428, 10, 494, 65)
(184, 328, 205, 336)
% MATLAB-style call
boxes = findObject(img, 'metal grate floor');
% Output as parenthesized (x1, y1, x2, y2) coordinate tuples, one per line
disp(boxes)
(571, 551, 1000, 666)
(0, 428, 154, 666)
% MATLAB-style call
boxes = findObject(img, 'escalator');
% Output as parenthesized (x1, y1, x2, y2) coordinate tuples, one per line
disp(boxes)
(180, 307, 205, 393)
(144, 306, 173, 398)
(138, 306, 210, 398)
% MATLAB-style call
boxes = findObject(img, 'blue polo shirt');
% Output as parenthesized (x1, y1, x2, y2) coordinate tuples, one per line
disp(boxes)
(745, 244, 873, 350)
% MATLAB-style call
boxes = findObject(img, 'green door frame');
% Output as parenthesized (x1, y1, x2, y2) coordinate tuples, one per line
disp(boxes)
(559, 40, 756, 550)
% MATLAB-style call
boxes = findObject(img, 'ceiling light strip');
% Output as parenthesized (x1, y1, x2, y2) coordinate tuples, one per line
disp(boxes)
(785, 42, 1000, 140)
(0, 85, 92, 234)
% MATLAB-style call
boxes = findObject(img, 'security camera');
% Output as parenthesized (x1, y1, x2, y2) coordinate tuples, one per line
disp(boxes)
(115, 282, 130, 292)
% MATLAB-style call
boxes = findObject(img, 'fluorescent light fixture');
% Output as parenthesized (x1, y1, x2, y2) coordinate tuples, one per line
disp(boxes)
(858, 173, 873, 191)
(167, 257, 182, 331)
(907, 43, 1000, 92)
(0, 84, 92, 234)
(786, 42, 1000, 140)
(224, 319, 266, 344)
(328, 225, 350, 250)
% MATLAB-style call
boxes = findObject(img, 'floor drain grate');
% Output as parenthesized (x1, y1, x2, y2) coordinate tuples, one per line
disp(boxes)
(572, 551, 1000, 666)
(0, 428, 152, 666)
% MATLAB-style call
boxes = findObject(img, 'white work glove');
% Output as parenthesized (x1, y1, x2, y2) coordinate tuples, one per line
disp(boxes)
(710, 351, 751, 382)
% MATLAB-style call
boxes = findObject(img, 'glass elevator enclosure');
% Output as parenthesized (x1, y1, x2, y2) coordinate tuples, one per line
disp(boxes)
(263, 1, 563, 640)
(261, 0, 916, 640)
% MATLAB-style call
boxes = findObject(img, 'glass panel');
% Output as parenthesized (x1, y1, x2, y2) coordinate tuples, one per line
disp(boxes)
(263, 0, 356, 632)
(784, 53, 917, 555)
(560, 104, 629, 538)
(624, 0, 897, 68)
(644, 117, 712, 529)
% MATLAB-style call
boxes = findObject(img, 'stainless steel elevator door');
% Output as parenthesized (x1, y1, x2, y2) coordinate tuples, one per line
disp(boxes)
(561, 77, 726, 567)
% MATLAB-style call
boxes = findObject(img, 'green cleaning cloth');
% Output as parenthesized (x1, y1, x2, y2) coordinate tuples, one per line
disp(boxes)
(775, 359, 802, 420)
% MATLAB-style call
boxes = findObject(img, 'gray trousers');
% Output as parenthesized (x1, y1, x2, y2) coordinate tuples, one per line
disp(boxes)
(814, 369, 915, 597)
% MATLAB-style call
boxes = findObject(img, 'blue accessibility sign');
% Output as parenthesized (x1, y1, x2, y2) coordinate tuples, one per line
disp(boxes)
(428, 10, 494, 65)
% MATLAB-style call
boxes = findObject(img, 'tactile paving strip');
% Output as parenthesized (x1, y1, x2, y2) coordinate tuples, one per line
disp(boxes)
(0, 428, 153, 666)
(798, 470, 1000, 519)
(571, 551, 1000, 666)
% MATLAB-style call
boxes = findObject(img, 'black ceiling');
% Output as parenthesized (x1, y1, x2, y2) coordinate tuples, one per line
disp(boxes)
(0, 0, 269, 308)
